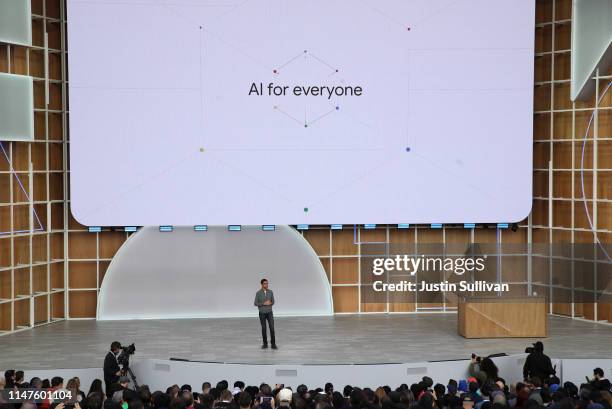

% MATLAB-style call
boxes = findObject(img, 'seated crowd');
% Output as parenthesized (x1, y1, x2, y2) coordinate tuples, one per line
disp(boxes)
(1, 342, 610, 409)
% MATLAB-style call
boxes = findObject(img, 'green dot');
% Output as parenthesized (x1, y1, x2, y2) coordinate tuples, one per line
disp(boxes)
(304, 207, 309, 212)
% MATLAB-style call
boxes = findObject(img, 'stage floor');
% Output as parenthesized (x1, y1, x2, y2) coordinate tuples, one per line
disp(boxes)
(2, 314, 612, 369)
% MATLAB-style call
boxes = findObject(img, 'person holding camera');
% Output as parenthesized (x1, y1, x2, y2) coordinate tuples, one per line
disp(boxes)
(523, 341, 555, 382)
(469, 354, 499, 385)
(590, 367, 611, 391)
(103, 341, 122, 396)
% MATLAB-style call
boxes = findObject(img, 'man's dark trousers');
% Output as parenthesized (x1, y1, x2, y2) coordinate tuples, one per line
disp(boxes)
(259, 311, 275, 346)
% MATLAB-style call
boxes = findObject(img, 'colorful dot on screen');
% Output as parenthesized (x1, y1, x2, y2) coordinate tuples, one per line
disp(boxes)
(304, 207, 309, 212)
(406, 147, 411, 152)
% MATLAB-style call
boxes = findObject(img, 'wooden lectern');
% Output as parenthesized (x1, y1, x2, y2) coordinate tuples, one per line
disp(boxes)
(458, 295, 548, 338)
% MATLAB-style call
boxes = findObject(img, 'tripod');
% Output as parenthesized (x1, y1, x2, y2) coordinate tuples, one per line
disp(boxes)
(123, 365, 139, 390)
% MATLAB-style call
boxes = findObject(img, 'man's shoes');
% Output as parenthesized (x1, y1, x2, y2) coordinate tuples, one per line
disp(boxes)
(261, 344, 268, 349)
(271, 344, 278, 350)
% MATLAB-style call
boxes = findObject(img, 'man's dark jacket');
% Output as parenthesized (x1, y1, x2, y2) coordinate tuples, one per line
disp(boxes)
(523, 351, 555, 380)
(103, 351, 120, 386)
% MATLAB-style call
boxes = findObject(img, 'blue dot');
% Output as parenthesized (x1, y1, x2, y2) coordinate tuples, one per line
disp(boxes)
(405, 147, 411, 152)
(335, 106, 340, 110)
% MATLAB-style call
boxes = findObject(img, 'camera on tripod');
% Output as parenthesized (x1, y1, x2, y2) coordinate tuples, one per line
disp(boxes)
(118, 343, 136, 367)
(117, 343, 139, 389)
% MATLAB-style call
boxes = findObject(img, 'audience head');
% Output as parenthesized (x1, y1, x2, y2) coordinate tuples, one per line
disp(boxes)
(434, 384, 445, 399)
(140, 385, 152, 405)
(199, 394, 214, 409)
(349, 389, 364, 408)
(332, 391, 345, 409)
(105, 400, 122, 409)
(51, 376, 64, 389)
(154, 391, 172, 409)
(418, 392, 434, 409)
(219, 389, 233, 402)
(217, 380, 229, 392)
(169, 397, 186, 409)
(237, 392, 251, 409)
(120, 376, 131, 388)
(4, 370, 15, 387)
(468, 382, 479, 394)
(202, 382, 211, 394)
(277, 388, 293, 406)
(87, 393, 104, 409)
(130, 400, 145, 409)
(66, 378, 79, 391)
(30, 377, 42, 389)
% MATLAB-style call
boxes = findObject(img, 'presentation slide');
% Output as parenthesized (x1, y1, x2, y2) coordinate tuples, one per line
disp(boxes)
(67, 0, 535, 226)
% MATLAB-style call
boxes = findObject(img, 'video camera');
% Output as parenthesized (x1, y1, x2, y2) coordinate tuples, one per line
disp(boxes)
(118, 343, 136, 367)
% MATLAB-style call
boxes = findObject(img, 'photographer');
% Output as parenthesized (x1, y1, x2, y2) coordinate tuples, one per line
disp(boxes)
(469, 354, 499, 385)
(590, 368, 611, 391)
(523, 341, 555, 382)
(103, 342, 122, 396)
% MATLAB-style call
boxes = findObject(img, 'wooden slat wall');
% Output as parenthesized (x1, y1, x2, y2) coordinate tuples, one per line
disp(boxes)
(0, 0, 67, 332)
(532, 0, 612, 320)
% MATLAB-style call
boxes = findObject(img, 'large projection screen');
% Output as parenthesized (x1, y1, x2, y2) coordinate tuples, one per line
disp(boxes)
(67, 0, 535, 226)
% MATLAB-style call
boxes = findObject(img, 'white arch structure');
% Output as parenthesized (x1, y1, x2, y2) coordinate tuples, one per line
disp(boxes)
(97, 226, 333, 320)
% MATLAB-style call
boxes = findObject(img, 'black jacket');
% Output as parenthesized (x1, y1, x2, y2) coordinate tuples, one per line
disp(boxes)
(523, 351, 555, 381)
(591, 378, 611, 391)
(103, 351, 121, 384)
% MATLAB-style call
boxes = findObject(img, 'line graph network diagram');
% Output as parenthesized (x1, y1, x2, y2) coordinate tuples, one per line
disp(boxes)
(67, 0, 535, 226)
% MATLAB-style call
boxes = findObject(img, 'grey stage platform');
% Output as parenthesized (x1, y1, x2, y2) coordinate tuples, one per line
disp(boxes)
(1, 314, 611, 370)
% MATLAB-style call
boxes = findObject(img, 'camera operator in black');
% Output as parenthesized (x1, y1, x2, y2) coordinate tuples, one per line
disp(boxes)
(103, 341, 122, 396)
(590, 367, 611, 391)
(523, 341, 555, 382)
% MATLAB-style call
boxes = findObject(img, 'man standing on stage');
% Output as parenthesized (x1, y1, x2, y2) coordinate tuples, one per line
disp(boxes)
(254, 278, 277, 349)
